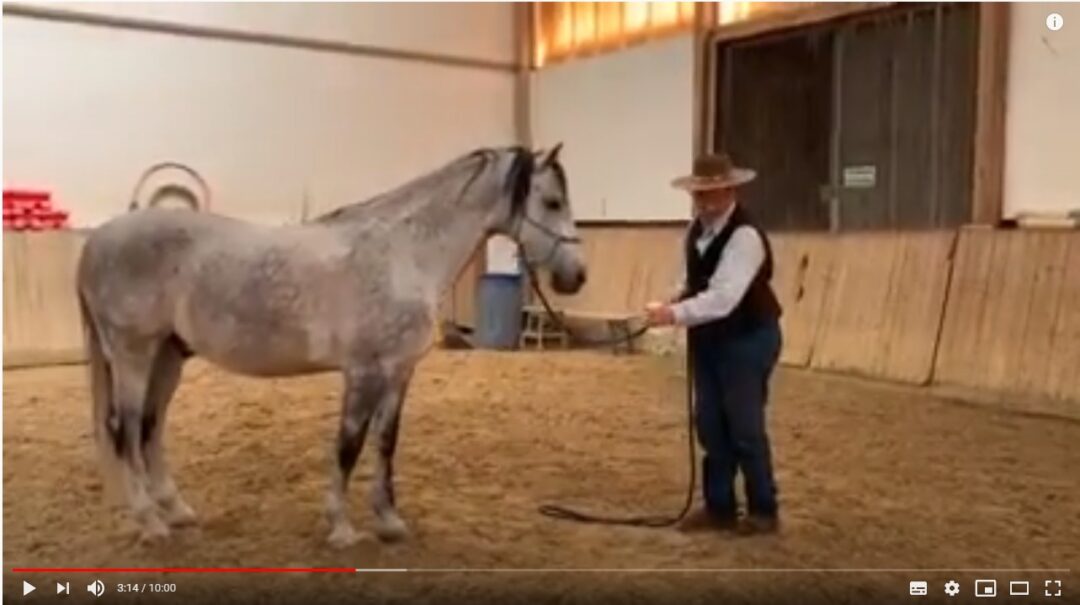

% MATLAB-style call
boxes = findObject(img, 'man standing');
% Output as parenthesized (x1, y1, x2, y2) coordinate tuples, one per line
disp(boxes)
(645, 153, 783, 535)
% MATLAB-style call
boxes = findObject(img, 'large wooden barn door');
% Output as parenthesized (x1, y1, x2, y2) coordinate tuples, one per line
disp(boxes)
(714, 3, 978, 232)
(833, 3, 977, 230)
(717, 27, 834, 232)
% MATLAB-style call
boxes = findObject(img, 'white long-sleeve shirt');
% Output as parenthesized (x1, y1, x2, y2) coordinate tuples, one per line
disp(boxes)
(670, 204, 766, 327)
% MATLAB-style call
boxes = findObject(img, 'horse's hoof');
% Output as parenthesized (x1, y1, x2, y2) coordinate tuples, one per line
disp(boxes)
(138, 520, 171, 545)
(163, 501, 198, 527)
(327, 524, 361, 550)
(374, 515, 408, 543)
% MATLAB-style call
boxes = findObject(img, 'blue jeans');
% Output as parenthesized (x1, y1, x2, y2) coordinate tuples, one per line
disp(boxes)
(690, 320, 782, 519)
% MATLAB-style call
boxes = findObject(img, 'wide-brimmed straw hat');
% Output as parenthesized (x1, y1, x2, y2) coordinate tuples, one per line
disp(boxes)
(671, 153, 756, 191)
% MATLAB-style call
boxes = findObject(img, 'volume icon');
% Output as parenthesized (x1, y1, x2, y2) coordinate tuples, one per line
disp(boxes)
(87, 580, 105, 597)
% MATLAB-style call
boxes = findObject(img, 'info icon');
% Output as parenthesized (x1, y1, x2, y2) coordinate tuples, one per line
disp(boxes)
(910, 580, 929, 596)
(1047, 13, 1064, 31)
(975, 579, 997, 598)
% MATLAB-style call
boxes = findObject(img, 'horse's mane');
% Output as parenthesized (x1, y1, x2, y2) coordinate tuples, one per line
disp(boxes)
(313, 147, 531, 225)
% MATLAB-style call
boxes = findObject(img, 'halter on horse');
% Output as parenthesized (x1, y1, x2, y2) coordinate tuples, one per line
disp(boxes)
(76, 146, 585, 547)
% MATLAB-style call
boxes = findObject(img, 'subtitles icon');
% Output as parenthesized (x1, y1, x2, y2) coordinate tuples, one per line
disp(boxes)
(975, 579, 997, 597)
(1010, 581, 1030, 596)
(910, 580, 928, 596)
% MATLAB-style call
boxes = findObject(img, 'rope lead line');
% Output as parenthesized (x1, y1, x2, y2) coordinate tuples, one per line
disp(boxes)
(523, 262, 698, 528)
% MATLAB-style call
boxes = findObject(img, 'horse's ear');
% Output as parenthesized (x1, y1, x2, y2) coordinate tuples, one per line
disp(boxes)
(505, 148, 535, 215)
(538, 142, 563, 168)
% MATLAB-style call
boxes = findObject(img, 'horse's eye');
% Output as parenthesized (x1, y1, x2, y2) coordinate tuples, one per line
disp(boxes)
(544, 198, 563, 212)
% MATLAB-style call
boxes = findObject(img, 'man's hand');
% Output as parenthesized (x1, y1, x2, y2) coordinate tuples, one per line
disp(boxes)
(645, 301, 676, 327)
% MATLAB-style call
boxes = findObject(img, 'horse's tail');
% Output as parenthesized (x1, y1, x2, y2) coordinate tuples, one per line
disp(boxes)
(77, 288, 125, 500)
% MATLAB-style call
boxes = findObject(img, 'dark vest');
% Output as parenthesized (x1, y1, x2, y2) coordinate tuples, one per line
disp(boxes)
(682, 205, 781, 343)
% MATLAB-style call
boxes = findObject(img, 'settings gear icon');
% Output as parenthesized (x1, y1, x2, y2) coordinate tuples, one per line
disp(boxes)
(944, 580, 961, 597)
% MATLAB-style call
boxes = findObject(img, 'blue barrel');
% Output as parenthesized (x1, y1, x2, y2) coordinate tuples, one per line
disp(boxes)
(474, 273, 524, 350)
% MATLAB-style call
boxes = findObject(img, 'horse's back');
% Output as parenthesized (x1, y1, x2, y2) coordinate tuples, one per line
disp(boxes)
(77, 210, 254, 329)
(84, 207, 243, 247)
(76, 209, 362, 370)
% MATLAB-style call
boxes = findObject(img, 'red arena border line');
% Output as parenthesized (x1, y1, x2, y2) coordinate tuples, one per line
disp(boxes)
(11, 567, 360, 574)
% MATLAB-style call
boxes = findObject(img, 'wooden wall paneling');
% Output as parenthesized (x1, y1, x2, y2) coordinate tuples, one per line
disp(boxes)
(1012, 231, 1072, 403)
(769, 232, 833, 367)
(933, 227, 994, 386)
(1045, 235, 1080, 403)
(876, 231, 955, 383)
(810, 233, 897, 375)
(3, 232, 87, 367)
(807, 231, 952, 383)
(983, 231, 1037, 392)
(934, 229, 1080, 407)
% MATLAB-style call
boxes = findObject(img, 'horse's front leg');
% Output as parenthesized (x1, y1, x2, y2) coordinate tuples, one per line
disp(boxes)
(369, 366, 414, 542)
(325, 364, 382, 548)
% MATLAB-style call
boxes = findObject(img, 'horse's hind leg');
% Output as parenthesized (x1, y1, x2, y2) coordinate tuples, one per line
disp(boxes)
(108, 337, 171, 542)
(143, 338, 196, 527)
(369, 366, 414, 542)
(325, 364, 382, 548)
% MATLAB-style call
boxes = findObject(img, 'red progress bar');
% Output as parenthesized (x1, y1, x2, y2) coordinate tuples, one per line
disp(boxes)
(12, 568, 357, 574)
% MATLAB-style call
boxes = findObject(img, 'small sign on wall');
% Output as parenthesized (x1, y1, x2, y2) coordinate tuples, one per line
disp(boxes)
(485, 234, 521, 275)
(842, 165, 877, 189)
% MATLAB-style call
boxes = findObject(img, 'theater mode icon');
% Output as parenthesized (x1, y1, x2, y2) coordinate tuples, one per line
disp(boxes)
(910, 581, 928, 596)
(1010, 581, 1030, 596)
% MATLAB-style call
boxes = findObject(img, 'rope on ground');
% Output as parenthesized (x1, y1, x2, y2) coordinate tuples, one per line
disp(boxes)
(524, 264, 698, 528)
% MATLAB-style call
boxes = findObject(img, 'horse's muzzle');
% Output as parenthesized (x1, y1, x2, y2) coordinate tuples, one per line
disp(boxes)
(552, 267, 587, 294)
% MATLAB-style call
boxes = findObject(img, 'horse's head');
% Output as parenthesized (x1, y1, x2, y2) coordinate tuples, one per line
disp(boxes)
(501, 144, 586, 295)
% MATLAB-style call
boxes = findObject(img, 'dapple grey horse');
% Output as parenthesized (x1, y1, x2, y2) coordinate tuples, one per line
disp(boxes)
(76, 146, 585, 547)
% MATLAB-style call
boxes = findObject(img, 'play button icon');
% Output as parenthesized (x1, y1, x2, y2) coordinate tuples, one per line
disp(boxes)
(23, 581, 36, 596)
